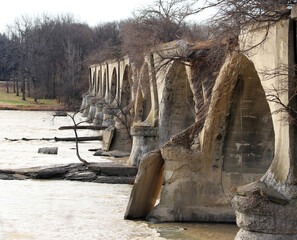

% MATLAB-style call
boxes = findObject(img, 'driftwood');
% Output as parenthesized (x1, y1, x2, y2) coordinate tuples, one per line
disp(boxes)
(59, 125, 107, 130)
(5, 136, 102, 142)
(5, 137, 53, 141)
(54, 136, 103, 141)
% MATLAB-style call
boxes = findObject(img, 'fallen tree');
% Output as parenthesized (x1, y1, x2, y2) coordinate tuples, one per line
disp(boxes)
(59, 125, 107, 130)
(5, 136, 102, 142)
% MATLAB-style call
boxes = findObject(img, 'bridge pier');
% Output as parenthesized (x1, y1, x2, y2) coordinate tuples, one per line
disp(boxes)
(235, 230, 297, 240)
(82, 95, 95, 117)
(127, 126, 158, 167)
(82, 34, 297, 231)
(231, 15, 297, 239)
(93, 102, 104, 125)
(108, 115, 133, 153)
(80, 92, 89, 113)
(102, 104, 115, 127)
(87, 98, 97, 122)
(232, 181, 297, 239)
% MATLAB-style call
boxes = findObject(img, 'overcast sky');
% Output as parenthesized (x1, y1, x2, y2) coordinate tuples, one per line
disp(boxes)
(0, 0, 213, 33)
(0, 0, 155, 33)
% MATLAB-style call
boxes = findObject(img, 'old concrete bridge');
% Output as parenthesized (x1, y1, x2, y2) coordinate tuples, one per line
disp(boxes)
(81, 6, 297, 239)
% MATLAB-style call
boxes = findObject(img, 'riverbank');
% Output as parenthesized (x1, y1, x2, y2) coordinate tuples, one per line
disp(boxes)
(0, 82, 69, 111)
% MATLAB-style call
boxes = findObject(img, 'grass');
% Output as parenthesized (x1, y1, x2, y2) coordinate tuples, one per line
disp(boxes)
(0, 98, 33, 106)
(0, 82, 68, 110)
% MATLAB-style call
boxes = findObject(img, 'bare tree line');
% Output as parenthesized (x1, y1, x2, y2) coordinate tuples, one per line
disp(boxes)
(0, 1, 211, 109)
(0, 0, 296, 109)
(0, 14, 93, 106)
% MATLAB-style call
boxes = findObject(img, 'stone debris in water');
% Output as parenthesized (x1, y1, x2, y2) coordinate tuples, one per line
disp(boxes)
(38, 147, 58, 154)
(101, 126, 115, 151)
(0, 162, 137, 184)
(125, 150, 164, 220)
(94, 149, 130, 158)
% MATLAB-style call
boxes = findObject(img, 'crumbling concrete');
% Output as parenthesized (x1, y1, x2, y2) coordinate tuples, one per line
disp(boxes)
(230, 14, 297, 239)
(101, 126, 115, 151)
(38, 147, 58, 155)
(125, 150, 164, 220)
(147, 51, 275, 223)
(128, 126, 158, 166)
(82, 34, 283, 227)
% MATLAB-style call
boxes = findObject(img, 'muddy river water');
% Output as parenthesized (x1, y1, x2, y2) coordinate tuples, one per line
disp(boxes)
(0, 110, 238, 240)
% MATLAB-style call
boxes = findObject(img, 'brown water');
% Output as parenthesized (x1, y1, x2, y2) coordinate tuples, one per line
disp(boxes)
(151, 223, 238, 240)
(0, 110, 238, 240)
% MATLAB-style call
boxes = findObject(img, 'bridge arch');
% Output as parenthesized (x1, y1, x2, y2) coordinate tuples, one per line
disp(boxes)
(221, 56, 275, 190)
(110, 67, 117, 102)
(135, 62, 152, 123)
(95, 67, 100, 96)
(102, 70, 107, 99)
(88, 68, 92, 93)
(149, 53, 275, 223)
(159, 61, 195, 146)
(91, 68, 96, 95)
(121, 65, 132, 107)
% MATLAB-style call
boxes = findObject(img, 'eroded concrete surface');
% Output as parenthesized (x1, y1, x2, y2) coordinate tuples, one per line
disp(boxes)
(81, 7, 297, 239)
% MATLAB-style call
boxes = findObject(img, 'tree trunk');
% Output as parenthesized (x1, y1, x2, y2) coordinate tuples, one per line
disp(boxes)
(16, 79, 19, 96)
(32, 78, 38, 102)
(22, 77, 26, 101)
(13, 78, 16, 93)
(27, 78, 31, 97)
(34, 89, 37, 102)
(45, 73, 50, 98)
(4, 69, 9, 93)
(52, 76, 56, 99)
(5, 78, 9, 94)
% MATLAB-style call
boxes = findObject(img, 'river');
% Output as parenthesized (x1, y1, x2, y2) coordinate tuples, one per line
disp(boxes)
(0, 110, 238, 240)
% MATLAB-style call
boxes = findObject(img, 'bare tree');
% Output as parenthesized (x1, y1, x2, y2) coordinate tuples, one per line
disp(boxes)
(65, 111, 90, 166)
(2, 14, 93, 106)
(205, 0, 297, 49)
(121, 0, 212, 66)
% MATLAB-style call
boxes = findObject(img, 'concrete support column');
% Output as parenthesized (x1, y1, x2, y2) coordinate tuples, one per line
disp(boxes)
(80, 92, 89, 113)
(93, 102, 103, 125)
(127, 126, 158, 167)
(102, 102, 116, 127)
(110, 116, 133, 153)
(149, 54, 159, 126)
(88, 101, 97, 122)
(82, 95, 94, 117)
(232, 17, 297, 239)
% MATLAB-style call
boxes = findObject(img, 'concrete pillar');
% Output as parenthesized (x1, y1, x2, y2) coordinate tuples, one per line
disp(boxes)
(80, 92, 88, 113)
(125, 150, 164, 219)
(127, 126, 158, 167)
(88, 103, 97, 122)
(109, 115, 132, 153)
(231, 17, 297, 239)
(93, 102, 103, 125)
(149, 54, 159, 126)
(82, 95, 94, 117)
(101, 104, 115, 127)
